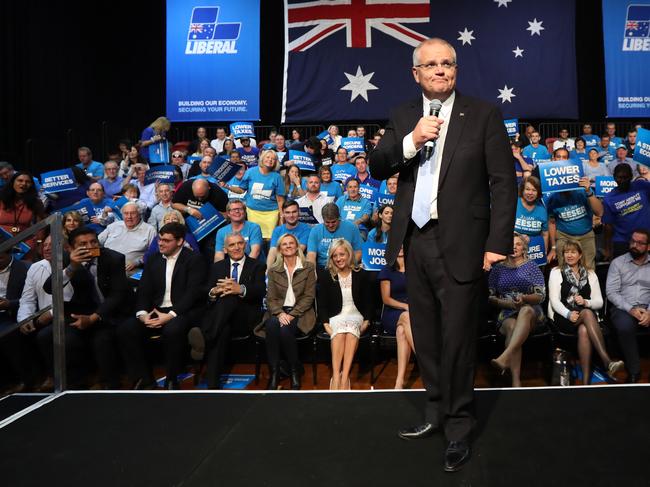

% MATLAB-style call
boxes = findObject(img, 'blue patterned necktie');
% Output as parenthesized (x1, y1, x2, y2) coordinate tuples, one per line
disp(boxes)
(411, 111, 438, 227)
(231, 262, 239, 282)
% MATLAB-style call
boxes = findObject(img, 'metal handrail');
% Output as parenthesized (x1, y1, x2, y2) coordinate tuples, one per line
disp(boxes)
(0, 213, 66, 392)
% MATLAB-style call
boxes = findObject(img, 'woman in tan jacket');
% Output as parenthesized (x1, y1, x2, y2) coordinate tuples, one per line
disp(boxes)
(260, 233, 316, 390)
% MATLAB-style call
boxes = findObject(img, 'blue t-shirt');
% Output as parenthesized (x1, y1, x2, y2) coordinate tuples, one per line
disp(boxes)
(76, 161, 104, 179)
(602, 180, 650, 243)
(270, 222, 312, 247)
(597, 146, 616, 163)
(336, 195, 372, 224)
(546, 191, 594, 236)
(99, 177, 124, 198)
(215, 221, 263, 255)
(569, 150, 589, 164)
(239, 167, 285, 211)
(581, 135, 600, 148)
(78, 197, 116, 233)
(307, 220, 362, 267)
(582, 161, 610, 184)
(514, 199, 548, 236)
(330, 163, 356, 183)
(227, 176, 246, 200)
(367, 228, 389, 244)
(608, 137, 623, 149)
(237, 146, 259, 167)
(320, 181, 343, 200)
(522, 144, 551, 162)
(140, 127, 155, 160)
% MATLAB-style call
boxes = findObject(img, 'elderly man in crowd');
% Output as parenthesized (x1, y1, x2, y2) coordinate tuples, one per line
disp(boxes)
(99, 161, 123, 198)
(147, 183, 175, 231)
(606, 229, 650, 383)
(98, 201, 156, 275)
(77, 182, 116, 233)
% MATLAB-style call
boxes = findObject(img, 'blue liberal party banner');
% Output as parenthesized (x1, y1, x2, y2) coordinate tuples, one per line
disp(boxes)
(40, 169, 77, 194)
(358, 185, 377, 206)
(633, 127, 650, 168)
(362, 241, 387, 271)
(229, 122, 255, 138)
(527, 235, 546, 267)
(538, 161, 584, 194)
(595, 176, 618, 197)
(298, 205, 318, 225)
(144, 165, 176, 185)
(0, 227, 30, 260)
(186, 203, 226, 241)
(283, 0, 577, 122)
(289, 150, 316, 171)
(317, 130, 334, 145)
(149, 140, 170, 164)
(504, 118, 519, 137)
(59, 201, 95, 224)
(166, 0, 260, 122)
(602, 0, 650, 118)
(340, 137, 365, 152)
(209, 157, 241, 183)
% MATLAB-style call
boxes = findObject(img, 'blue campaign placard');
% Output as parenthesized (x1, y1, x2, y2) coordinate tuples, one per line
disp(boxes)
(375, 193, 396, 206)
(185, 203, 226, 241)
(362, 241, 387, 271)
(527, 235, 546, 267)
(40, 168, 77, 194)
(504, 118, 519, 137)
(298, 205, 318, 225)
(129, 270, 143, 281)
(340, 137, 365, 152)
(633, 127, 650, 168)
(358, 184, 377, 205)
(317, 130, 334, 145)
(594, 176, 618, 197)
(331, 165, 355, 183)
(144, 165, 176, 185)
(289, 150, 316, 172)
(0, 227, 30, 260)
(149, 140, 170, 164)
(538, 161, 584, 194)
(59, 201, 95, 224)
(602, 0, 650, 118)
(209, 157, 241, 183)
(166, 0, 260, 121)
(229, 122, 255, 138)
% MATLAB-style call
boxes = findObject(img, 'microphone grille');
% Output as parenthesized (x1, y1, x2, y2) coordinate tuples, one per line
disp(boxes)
(431, 99, 443, 111)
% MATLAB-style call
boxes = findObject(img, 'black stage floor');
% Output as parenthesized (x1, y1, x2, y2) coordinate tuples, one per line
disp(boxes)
(0, 387, 648, 487)
(0, 393, 46, 421)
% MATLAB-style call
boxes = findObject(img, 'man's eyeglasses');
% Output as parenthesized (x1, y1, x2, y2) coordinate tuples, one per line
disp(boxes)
(414, 62, 457, 71)
(630, 238, 649, 247)
(172, 154, 184, 158)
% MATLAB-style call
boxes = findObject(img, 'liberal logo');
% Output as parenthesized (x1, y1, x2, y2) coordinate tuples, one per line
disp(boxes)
(186, 6, 241, 55)
(622, 4, 650, 51)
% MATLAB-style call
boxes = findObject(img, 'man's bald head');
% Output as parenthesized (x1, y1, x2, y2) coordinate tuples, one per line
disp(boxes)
(192, 178, 210, 199)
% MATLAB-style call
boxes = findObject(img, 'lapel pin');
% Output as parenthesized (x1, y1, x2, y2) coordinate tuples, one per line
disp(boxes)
(459, 112, 465, 117)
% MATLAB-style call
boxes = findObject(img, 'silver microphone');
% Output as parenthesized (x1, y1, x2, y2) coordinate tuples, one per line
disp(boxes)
(423, 99, 443, 160)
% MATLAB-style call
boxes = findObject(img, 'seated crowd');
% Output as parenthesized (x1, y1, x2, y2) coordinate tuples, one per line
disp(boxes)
(0, 119, 648, 394)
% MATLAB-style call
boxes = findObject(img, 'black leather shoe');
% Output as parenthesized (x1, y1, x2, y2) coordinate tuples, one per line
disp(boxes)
(444, 441, 471, 472)
(188, 327, 205, 361)
(397, 422, 437, 440)
(627, 373, 640, 383)
(267, 368, 280, 390)
(289, 368, 301, 390)
(133, 379, 157, 390)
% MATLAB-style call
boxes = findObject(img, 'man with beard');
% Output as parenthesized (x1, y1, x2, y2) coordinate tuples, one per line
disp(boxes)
(606, 228, 650, 383)
(602, 164, 650, 259)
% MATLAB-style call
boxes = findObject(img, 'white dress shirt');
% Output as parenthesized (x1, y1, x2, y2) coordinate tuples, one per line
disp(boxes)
(17, 259, 74, 322)
(283, 259, 303, 308)
(161, 247, 182, 308)
(402, 91, 456, 220)
(295, 193, 334, 224)
(0, 258, 13, 301)
(230, 256, 246, 283)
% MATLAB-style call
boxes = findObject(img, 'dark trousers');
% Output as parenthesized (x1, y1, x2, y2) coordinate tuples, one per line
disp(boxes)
(118, 313, 191, 385)
(405, 221, 481, 442)
(265, 315, 300, 369)
(0, 322, 42, 387)
(202, 295, 260, 388)
(37, 320, 120, 387)
(610, 306, 642, 375)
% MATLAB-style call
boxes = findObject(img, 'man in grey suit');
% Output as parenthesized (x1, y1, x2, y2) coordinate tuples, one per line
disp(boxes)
(370, 37, 516, 472)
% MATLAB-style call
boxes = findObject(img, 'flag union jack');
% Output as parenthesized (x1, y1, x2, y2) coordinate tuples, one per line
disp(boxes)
(190, 24, 204, 34)
(287, 0, 430, 52)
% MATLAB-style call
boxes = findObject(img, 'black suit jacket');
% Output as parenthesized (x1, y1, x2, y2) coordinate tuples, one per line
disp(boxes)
(316, 268, 373, 322)
(135, 247, 206, 321)
(369, 92, 516, 282)
(206, 256, 266, 307)
(4, 259, 30, 321)
(44, 248, 132, 321)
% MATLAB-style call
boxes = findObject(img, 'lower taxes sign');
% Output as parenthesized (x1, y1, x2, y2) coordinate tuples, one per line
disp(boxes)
(633, 127, 650, 168)
(362, 241, 386, 271)
(289, 150, 316, 171)
(40, 168, 76, 194)
(538, 161, 584, 194)
(230, 122, 255, 139)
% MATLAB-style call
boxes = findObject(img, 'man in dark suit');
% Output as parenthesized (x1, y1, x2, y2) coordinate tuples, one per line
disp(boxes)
(370, 37, 516, 472)
(118, 222, 206, 389)
(0, 245, 32, 393)
(39, 227, 132, 389)
(188, 232, 265, 389)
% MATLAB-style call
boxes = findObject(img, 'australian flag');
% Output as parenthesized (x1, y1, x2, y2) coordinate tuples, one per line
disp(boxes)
(625, 5, 650, 37)
(188, 7, 219, 40)
(282, 0, 578, 122)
